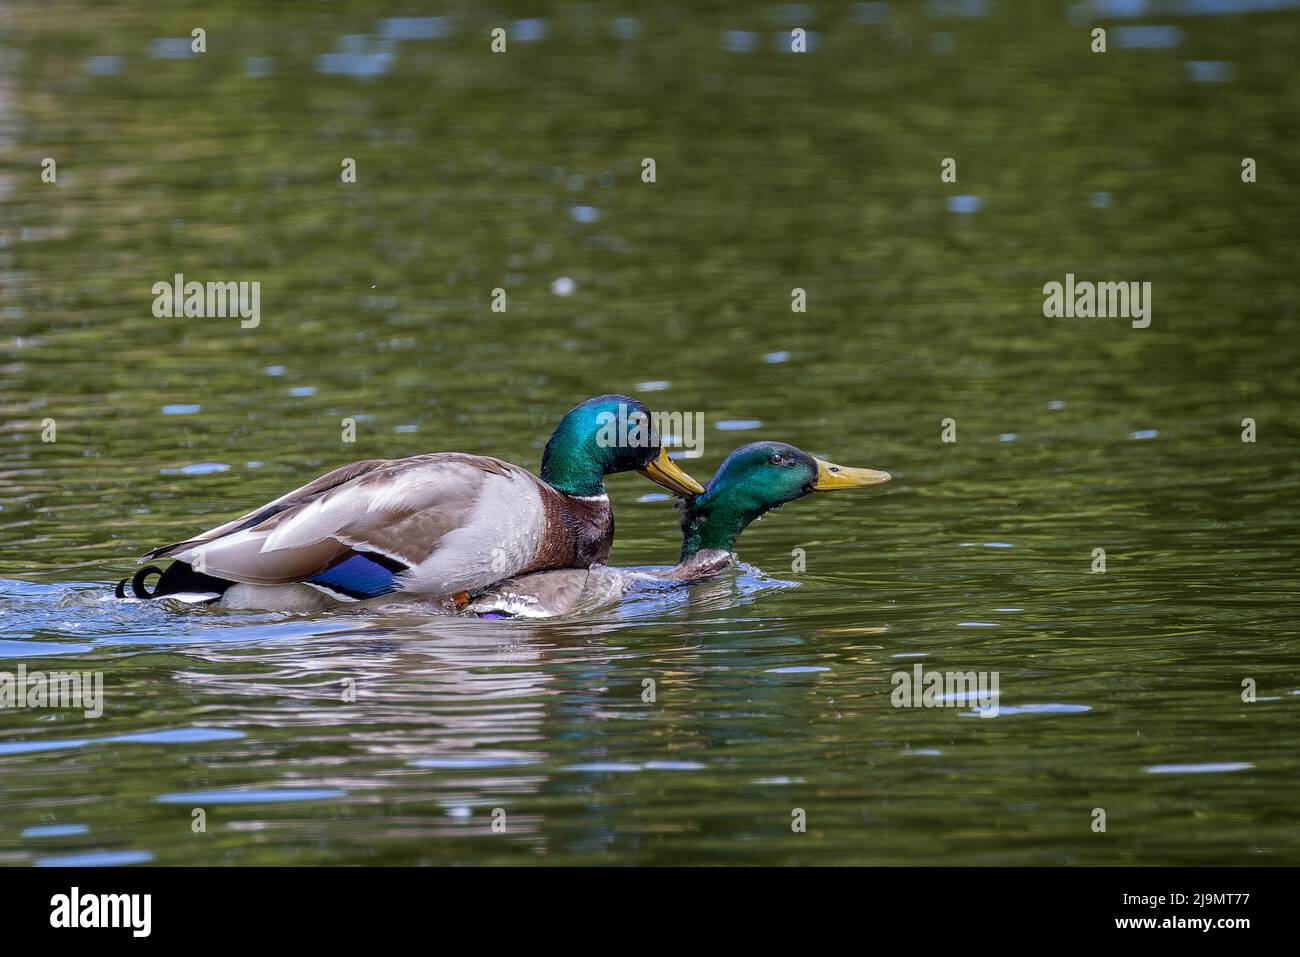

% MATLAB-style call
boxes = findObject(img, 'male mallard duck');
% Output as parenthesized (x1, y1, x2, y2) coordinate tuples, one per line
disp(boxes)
(117, 394, 704, 609)
(467, 440, 890, 618)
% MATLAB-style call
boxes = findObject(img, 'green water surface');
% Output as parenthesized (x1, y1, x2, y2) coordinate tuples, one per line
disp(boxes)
(0, 1, 1297, 865)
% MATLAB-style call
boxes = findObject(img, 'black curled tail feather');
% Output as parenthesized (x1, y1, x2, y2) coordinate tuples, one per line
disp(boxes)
(113, 566, 164, 598)
(133, 565, 166, 598)
(115, 561, 232, 601)
(112, 564, 165, 599)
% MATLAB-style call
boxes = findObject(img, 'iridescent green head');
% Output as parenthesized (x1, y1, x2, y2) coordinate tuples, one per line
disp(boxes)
(540, 394, 704, 498)
(679, 441, 890, 560)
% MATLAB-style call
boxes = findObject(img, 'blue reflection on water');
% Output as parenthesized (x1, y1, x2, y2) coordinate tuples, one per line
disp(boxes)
(35, 850, 153, 867)
(1114, 25, 1184, 48)
(378, 17, 449, 41)
(154, 788, 346, 804)
(1090, 0, 1299, 15)
(148, 38, 195, 60)
(512, 19, 549, 43)
(316, 36, 395, 78)
(410, 755, 540, 769)
(1185, 60, 1234, 82)
(964, 703, 1092, 717)
(853, 2, 890, 23)
(84, 56, 125, 76)
(0, 639, 94, 658)
(22, 824, 90, 838)
(0, 727, 245, 756)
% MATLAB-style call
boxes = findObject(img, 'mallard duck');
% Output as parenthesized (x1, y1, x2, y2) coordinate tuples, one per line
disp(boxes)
(467, 440, 890, 618)
(117, 394, 704, 609)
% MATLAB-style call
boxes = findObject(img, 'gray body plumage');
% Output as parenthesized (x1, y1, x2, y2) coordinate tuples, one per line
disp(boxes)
(142, 452, 613, 607)
(466, 549, 735, 618)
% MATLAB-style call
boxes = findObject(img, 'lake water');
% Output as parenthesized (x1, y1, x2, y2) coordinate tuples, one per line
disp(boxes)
(1, 1, 1298, 865)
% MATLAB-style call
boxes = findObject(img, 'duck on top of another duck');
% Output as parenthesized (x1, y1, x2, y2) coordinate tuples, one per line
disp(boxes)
(118, 394, 705, 610)
(468, 440, 891, 618)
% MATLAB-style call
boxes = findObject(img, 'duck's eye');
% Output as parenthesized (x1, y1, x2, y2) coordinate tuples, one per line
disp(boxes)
(770, 454, 784, 465)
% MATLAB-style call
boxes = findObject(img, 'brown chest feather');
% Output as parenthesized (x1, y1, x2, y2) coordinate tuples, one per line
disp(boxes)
(523, 492, 613, 574)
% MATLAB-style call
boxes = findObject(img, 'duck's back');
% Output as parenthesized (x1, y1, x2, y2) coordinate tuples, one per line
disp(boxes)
(139, 452, 613, 601)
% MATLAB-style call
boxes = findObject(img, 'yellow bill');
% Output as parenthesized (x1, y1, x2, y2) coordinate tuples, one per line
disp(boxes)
(639, 447, 706, 496)
(813, 458, 892, 490)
